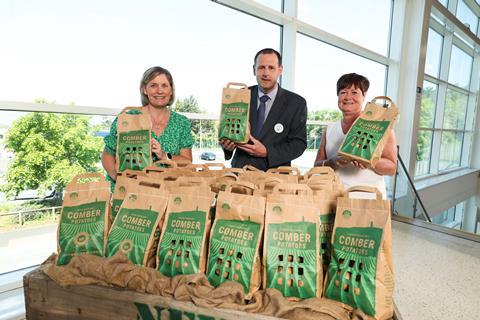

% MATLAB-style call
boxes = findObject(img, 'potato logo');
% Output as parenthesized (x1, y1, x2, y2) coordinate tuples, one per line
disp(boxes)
(222, 203, 230, 211)
(70, 192, 78, 200)
(120, 239, 133, 254)
(129, 194, 137, 201)
(121, 120, 128, 127)
(73, 232, 89, 246)
(365, 111, 373, 116)
(342, 210, 352, 218)
(225, 94, 231, 99)
(174, 197, 182, 205)
(119, 186, 126, 194)
(272, 206, 282, 214)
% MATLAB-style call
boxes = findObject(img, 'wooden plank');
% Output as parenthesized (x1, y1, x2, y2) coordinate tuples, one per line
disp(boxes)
(24, 269, 278, 320)
(24, 268, 401, 319)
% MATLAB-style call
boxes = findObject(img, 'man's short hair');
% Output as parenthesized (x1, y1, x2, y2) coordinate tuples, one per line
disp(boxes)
(254, 48, 282, 66)
(336, 73, 370, 96)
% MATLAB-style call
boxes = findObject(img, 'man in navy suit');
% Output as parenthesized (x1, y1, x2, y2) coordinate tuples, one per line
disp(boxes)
(220, 48, 307, 171)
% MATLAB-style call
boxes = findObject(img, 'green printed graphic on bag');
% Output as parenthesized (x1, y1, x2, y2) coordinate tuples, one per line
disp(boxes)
(218, 83, 251, 143)
(118, 130, 151, 171)
(320, 212, 335, 270)
(207, 219, 261, 294)
(106, 207, 159, 265)
(106, 179, 168, 267)
(206, 182, 265, 300)
(111, 198, 123, 222)
(266, 221, 317, 299)
(110, 170, 146, 223)
(338, 96, 399, 168)
(158, 210, 206, 276)
(56, 173, 110, 266)
(325, 227, 382, 316)
(57, 201, 108, 265)
(325, 186, 394, 320)
(219, 102, 249, 142)
(116, 107, 152, 173)
(340, 118, 389, 161)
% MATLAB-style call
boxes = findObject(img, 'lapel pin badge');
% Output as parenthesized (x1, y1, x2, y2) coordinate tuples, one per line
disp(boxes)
(274, 123, 284, 133)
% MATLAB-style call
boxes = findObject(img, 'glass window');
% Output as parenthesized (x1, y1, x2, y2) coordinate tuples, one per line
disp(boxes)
(0, 110, 111, 273)
(439, 0, 448, 7)
(415, 130, 433, 176)
(0, 0, 280, 114)
(456, 0, 478, 34)
(253, 0, 282, 12)
(420, 81, 438, 128)
(439, 131, 463, 171)
(297, 0, 392, 55)
(448, 45, 473, 89)
(443, 88, 468, 129)
(425, 29, 443, 77)
(295, 33, 387, 112)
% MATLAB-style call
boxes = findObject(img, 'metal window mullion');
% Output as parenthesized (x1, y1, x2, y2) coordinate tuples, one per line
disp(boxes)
(280, 0, 298, 91)
(430, 128, 442, 174)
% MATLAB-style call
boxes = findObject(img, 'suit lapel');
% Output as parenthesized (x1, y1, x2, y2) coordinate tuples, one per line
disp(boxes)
(259, 86, 285, 139)
(249, 87, 259, 136)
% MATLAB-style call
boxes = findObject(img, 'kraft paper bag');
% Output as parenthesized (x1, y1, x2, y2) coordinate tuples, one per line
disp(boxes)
(116, 107, 152, 172)
(338, 96, 399, 168)
(218, 82, 251, 143)
(57, 173, 110, 265)
(324, 186, 394, 320)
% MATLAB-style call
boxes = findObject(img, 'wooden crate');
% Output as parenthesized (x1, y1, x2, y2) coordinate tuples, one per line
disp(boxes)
(24, 268, 402, 320)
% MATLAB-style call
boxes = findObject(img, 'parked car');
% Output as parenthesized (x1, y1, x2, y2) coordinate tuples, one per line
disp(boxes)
(200, 152, 216, 161)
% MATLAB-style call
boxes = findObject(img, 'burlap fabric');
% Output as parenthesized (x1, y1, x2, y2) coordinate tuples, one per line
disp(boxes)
(41, 253, 374, 320)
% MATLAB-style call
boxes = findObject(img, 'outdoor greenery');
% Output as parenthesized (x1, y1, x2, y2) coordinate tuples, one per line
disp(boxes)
(1, 106, 103, 199)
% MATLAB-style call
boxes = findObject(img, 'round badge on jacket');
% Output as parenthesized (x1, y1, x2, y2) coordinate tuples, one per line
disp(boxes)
(274, 123, 284, 133)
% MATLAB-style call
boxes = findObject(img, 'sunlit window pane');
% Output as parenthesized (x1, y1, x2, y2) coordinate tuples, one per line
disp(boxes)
(420, 81, 438, 128)
(415, 130, 433, 176)
(456, 0, 478, 34)
(297, 0, 392, 55)
(295, 34, 387, 112)
(253, 0, 282, 11)
(439, 131, 463, 171)
(425, 29, 443, 77)
(448, 45, 473, 89)
(443, 88, 468, 129)
(0, 1, 280, 113)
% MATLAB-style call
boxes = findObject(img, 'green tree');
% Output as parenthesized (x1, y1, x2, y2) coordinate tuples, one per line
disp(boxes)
(2, 112, 103, 198)
(172, 96, 218, 148)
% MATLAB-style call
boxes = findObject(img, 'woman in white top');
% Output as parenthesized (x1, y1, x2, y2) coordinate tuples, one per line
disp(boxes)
(313, 73, 397, 198)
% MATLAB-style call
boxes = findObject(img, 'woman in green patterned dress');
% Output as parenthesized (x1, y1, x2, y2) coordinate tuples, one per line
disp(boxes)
(101, 66, 194, 185)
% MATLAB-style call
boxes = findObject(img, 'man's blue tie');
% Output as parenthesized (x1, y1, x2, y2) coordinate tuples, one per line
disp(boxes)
(254, 95, 270, 137)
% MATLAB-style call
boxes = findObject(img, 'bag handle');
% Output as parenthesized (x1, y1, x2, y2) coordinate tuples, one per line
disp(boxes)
(223, 168, 245, 175)
(224, 181, 256, 195)
(226, 82, 248, 89)
(203, 163, 226, 170)
(185, 163, 208, 172)
(346, 186, 382, 200)
(137, 176, 163, 190)
(175, 176, 209, 187)
(257, 177, 283, 191)
(243, 164, 261, 172)
(371, 96, 396, 109)
(304, 167, 336, 180)
(272, 183, 312, 195)
(267, 166, 300, 176)
(120, 106, 144, 114)
(172, 159, 192, 167)
(214, 172, 239, 182)
(71, 173, 105, 184)
(153, 159, 177, 168)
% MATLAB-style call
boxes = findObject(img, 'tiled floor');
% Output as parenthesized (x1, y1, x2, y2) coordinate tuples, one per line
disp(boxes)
(392, 220, 480, 320)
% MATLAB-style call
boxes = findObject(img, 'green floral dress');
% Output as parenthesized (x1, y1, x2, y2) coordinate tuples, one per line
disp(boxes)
(103, 108, 194, 189)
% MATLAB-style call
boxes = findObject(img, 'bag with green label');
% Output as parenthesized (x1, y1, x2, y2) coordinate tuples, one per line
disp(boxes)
(264, 183, 322, 300)
(157, 183, 215, 276)
(338, 96, 398, 168)
(57, 173, 111, 266)
(116, 106, 152, 172)
(207, 181, 265, 300)
(218, 82, 251, 143)
(324, 186, 394, 320)
(106, 177, 169, 267)
(110, 170, 147, 224)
